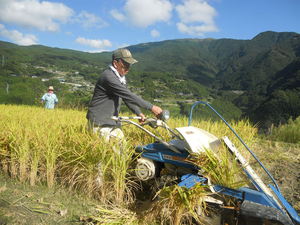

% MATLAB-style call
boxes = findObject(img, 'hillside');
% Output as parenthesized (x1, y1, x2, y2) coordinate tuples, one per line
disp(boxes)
(0, 31, 299, 128)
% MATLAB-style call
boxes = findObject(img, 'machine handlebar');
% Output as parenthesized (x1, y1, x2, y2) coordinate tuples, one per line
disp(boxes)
(111, 116, 142, 121)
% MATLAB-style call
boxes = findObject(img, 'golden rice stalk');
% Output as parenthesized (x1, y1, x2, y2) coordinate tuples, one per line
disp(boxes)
(86, 205, 140, 225)
(144, 184, 211, 225)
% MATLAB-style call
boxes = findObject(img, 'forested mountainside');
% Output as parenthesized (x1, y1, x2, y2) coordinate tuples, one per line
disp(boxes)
(0, 31, 299, 128)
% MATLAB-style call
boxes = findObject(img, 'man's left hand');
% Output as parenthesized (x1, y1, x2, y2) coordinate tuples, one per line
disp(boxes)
(138, 113, 146, 124)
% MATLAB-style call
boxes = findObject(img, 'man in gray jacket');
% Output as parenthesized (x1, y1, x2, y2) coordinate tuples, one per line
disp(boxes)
(86, 48, 162, 141)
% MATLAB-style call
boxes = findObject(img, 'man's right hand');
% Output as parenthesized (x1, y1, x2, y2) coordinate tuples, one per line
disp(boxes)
(151, 105, 163, 118)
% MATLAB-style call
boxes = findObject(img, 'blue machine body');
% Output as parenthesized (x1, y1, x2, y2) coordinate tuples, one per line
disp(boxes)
(134, 101, 300, 225)
(138, 142, 280, 208)
(137, 141, 300, 224)
(136, 142, 195, 170)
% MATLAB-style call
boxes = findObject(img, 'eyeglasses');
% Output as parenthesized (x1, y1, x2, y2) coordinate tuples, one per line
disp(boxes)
(119, 59, 130, 70)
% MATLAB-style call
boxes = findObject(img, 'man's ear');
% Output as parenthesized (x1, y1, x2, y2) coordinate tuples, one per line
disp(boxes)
(112, 59, 118, 68)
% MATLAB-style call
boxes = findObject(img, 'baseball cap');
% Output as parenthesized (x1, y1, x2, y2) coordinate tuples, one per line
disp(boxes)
(112, 48, 138, 65)
(48, 86, 54, 90)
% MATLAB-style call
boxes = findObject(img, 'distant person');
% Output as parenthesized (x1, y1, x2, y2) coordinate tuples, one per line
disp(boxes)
(86, 48, 163, 142)
(41, 86, 58, 109)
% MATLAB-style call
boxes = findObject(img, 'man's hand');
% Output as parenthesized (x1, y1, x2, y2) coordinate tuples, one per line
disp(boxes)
(138, 113, 146, 123)
(151, 105, 163, 118)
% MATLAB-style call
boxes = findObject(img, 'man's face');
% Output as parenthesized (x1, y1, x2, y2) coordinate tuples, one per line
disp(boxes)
(114, 59, 130, 76)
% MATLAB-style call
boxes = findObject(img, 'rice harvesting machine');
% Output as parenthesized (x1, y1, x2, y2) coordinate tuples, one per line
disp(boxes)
(112, 101, 300, 225)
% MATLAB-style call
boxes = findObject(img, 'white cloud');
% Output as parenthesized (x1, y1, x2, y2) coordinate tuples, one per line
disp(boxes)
(86, 49, 110, 53)
(177, 22, 217, 36)
(75, 37, 112, 49)
(113, 0, 172, 27)
(175, 0, 218, 36)
(117, 43, 130, 49)
(151, 29, 160, 38)
(0, 24, 38, 45)
(0, 0, 73, 32)
(76, 11, 108, 29)
(110, 9, 126, 22)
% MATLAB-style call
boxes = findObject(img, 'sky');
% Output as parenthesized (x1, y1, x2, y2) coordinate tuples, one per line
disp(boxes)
(0, 0, 299, 52)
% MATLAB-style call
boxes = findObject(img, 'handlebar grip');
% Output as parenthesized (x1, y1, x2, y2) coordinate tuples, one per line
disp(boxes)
(127, 116, 142, 120)
(111, 116, 118, 121)
(111, 116, 142, 121)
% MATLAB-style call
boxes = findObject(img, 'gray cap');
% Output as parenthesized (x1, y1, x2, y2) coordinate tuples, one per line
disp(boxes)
(112, 48, 138, 65)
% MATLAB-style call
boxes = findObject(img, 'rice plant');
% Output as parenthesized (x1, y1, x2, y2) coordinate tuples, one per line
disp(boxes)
(0, 105, 136, 205)
(86, 205, 140, 225)
(192, 148, 249, 190)
(144, 184, 211, 225)
(0, 104, 259, 224)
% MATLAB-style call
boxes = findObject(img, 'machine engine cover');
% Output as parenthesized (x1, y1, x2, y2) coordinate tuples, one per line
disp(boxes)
(176, 126, 221, 154)
(135, 157, 157, 181)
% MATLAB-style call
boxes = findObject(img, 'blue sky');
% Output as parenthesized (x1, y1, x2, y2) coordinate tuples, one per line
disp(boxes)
(0, 0, 299, 52)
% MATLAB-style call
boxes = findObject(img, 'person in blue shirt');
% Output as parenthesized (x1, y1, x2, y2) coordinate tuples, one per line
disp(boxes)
(41, 86, 58, 109)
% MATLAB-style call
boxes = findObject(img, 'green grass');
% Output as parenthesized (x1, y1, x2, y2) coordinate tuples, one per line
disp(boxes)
(268, 116, 300, 144)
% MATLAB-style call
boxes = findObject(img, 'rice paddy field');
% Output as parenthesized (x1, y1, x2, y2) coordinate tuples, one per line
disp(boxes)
(0, 104, 299, 225)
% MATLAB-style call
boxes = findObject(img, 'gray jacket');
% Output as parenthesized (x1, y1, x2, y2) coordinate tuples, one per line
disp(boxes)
(86, 67, 153, 127)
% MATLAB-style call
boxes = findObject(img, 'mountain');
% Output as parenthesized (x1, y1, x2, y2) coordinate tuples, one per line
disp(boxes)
(0, 31, 299, 128)
(0, 41, 111, 70)
(127, 31, 300, 90)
